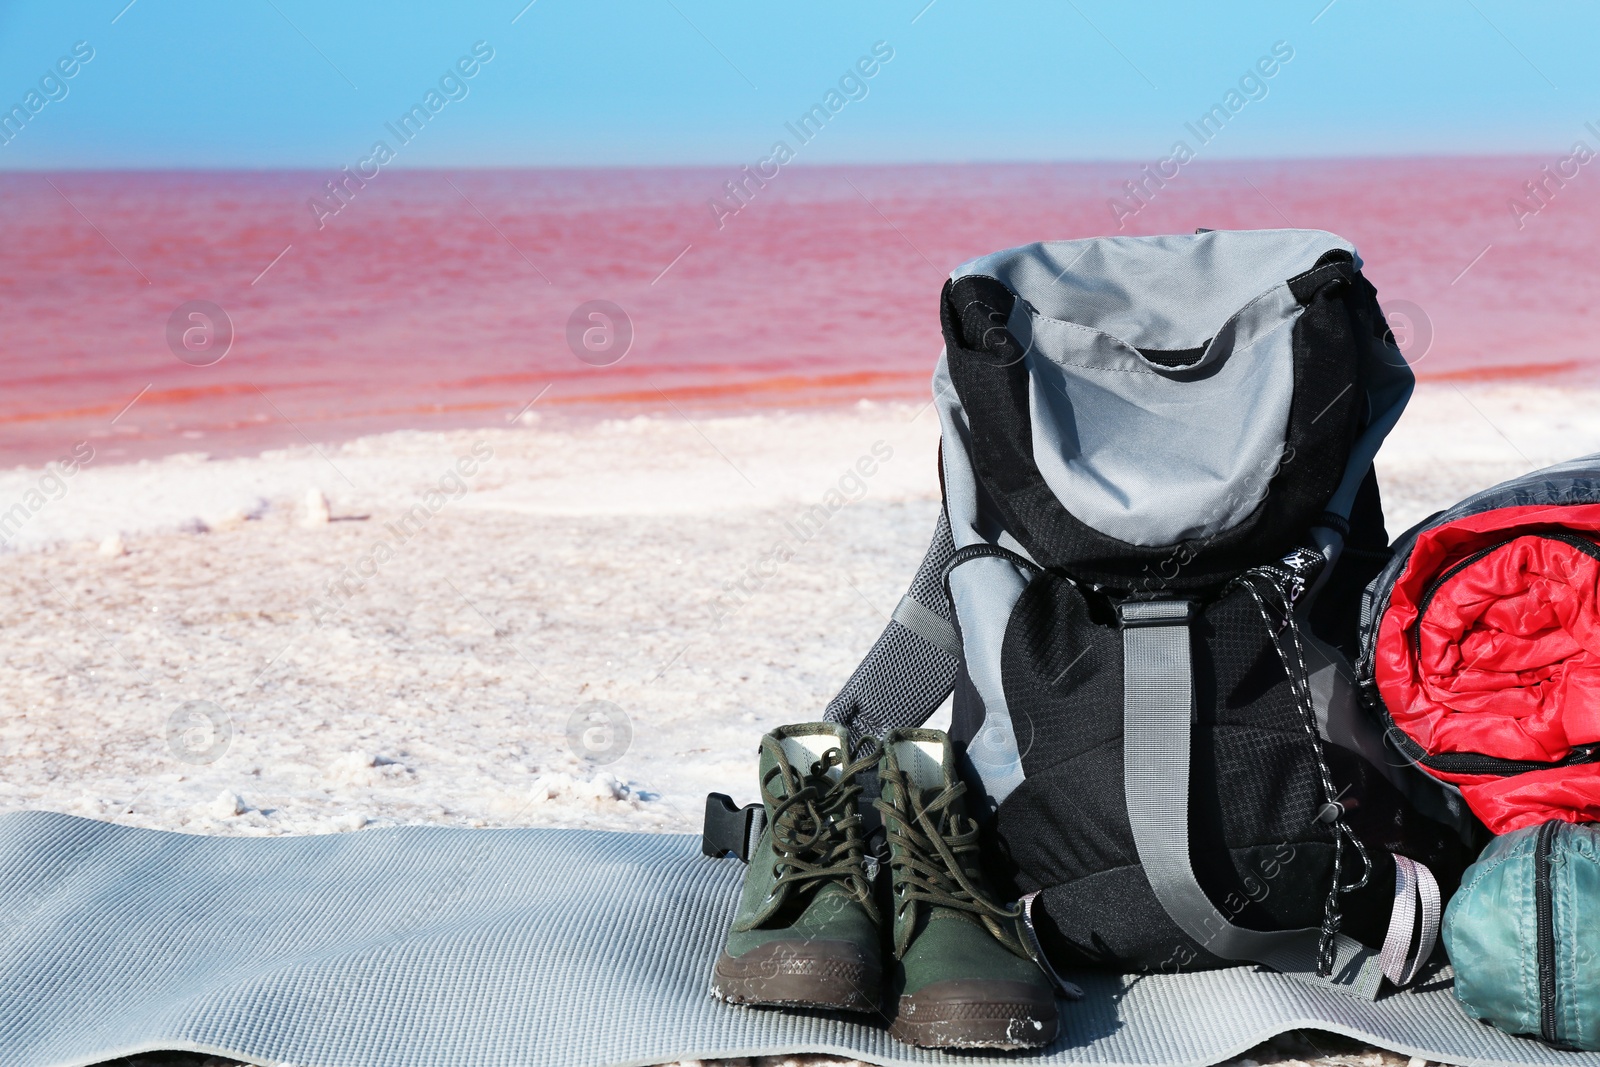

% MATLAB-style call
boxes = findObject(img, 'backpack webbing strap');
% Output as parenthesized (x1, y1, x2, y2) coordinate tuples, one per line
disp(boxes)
(1118, 599, 1387, 1001)
(890, 594, 961, 659)
(1381, 853, 1440, 987)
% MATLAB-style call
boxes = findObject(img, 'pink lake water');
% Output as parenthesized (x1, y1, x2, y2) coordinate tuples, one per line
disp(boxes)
(1, 158, 1596, 466)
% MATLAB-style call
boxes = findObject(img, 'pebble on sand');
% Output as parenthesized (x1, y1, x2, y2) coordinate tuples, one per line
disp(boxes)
(302, 488, 331, 528)
(528, 771, 638, 807)
(210, 791, 248, 819)
(208, 508, 253, 531)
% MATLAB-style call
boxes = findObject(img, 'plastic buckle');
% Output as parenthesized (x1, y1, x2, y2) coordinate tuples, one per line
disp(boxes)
(701, 792, 764, 862)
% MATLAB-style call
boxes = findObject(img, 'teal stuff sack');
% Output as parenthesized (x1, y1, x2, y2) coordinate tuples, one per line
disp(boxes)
(1443, 820, 1600, 1050)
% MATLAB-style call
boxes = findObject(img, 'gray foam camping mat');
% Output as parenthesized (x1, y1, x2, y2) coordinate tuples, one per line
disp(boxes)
(0, 811, 1594, 1067)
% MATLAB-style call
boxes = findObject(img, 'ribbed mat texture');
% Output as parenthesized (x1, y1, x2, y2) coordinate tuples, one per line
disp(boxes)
(0, 811, 1595, 1067)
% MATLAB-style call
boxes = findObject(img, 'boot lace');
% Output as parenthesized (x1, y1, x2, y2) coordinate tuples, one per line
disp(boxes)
(759, 738, 881, 922)
(874, 768, 1025, 957)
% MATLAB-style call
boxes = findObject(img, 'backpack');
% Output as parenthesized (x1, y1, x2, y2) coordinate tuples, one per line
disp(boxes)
(823, 229, 1478, 998)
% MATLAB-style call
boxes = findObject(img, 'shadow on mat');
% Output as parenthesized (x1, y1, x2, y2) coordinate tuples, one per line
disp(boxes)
(1406, 957, 1455, 996)
(719, 972, 1125, 1056)
(91, 1056, 240, 1067)
(1042, 972, 1127, 1053)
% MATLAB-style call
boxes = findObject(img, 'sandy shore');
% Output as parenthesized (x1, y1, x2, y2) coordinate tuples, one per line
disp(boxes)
(5, 382, 1597, 1067)
(0, 402, 947, 839)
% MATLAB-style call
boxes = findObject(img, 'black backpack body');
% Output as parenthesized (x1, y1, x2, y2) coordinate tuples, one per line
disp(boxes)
(826, 230, 1479, 996)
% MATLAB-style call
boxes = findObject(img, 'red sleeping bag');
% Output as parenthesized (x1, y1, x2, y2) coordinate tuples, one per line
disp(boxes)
(1373, 503, 1600, 833)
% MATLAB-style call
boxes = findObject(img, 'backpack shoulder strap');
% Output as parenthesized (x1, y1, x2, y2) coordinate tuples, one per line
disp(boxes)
(825, 510, 960, 743)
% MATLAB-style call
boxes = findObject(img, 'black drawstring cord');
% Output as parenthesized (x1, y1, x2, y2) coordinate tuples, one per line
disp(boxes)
(1237, 562, 1371, 976)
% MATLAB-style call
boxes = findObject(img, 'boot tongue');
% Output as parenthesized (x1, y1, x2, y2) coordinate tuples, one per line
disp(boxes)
(910, 784, 947, 829)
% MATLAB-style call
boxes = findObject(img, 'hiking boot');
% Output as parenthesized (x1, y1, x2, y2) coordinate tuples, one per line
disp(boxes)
(711, 722, 883, 1013)
(876, 727, 1058, 1049)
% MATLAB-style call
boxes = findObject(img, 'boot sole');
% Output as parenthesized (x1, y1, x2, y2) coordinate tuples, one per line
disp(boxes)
(710, 941, 880, 1013)
(890, 979, 1058, 1050)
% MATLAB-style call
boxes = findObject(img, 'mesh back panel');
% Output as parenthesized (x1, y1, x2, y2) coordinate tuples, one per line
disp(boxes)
(824, 511, 959, 742)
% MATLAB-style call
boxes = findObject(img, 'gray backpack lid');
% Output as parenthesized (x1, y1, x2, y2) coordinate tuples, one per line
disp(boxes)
(934, 228, 1414, 591)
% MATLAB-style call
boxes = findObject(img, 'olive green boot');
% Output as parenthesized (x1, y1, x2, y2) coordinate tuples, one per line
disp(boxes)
(711, 722, 883, 1013)
(876, 727, 1057, 1049)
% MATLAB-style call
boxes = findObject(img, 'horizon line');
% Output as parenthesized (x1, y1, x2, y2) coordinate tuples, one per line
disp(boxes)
(0, 150, 1559, 174)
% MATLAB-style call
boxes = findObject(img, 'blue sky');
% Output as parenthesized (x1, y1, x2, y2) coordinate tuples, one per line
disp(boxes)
(0, 0, 1593, 168)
